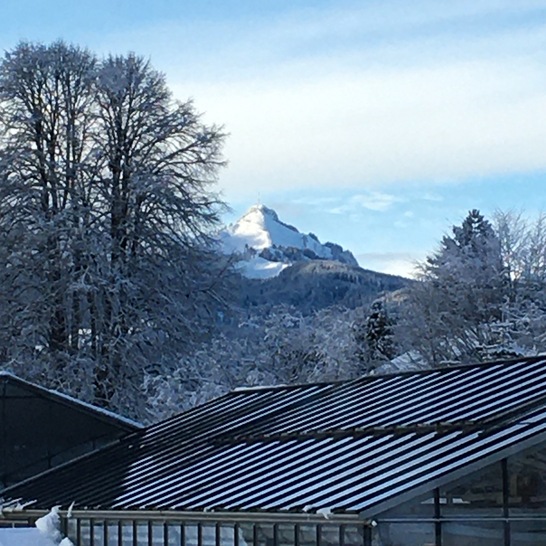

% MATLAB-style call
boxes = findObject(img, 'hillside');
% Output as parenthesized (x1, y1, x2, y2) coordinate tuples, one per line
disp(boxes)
(238, 259, 409, 313)
(215, 205, 410, 313)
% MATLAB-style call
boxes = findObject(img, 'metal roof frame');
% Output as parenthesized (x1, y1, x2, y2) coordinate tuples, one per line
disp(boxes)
(3, 356, 546, 517)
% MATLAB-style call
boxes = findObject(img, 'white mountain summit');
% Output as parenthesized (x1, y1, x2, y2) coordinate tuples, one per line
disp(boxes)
(218, 205, 358, 279)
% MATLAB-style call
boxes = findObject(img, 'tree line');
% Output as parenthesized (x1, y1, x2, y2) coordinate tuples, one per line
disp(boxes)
(400, 209, 546, 366)
(145, 209, 546, 420)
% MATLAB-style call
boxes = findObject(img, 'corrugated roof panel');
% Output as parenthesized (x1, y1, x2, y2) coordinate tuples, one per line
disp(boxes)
(175, 436, 409, 510)
(4, 356, 546, 516)
(249, 359, 543, 435)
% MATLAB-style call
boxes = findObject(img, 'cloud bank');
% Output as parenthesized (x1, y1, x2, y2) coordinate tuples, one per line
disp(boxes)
(162, 1, 546, 199)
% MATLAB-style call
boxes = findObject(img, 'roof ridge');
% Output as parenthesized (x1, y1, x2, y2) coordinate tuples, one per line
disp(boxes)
(0, 371, 142, 429)
(215, 393, 546, 445)
(230, 354, 546, 394)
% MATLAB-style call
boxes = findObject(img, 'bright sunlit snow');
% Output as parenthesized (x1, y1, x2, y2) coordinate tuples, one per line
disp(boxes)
(234, 256, 290, 279)
(220, 204, 332, 258)
(218, 204, 356, 278)
(0, 528, 57, 546)
(0, 507, 74, 546)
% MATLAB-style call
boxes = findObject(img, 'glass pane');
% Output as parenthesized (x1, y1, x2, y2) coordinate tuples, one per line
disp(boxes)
(219, 525, 235, 546)
(511, 520, 546, 545)
(238, 523, 254, 546)
(93, 520, 105, 546)
(440, 462, 503, 517)
(256, 524, 274, 546)
(167, 523, 182, 546)
(442, 521, 503, 546)
(136, 522, 149, 545)
(343, 525, 364, 546)
(508, 444, 546, 514)
(378, 492, 435, 519)
(152, 522, 165, 545)
(375, 522, 435, 546)
(298, 524, 316, 546)
(106, 521, 119, 546)
(320, 525, 339, 546)
(121, 521, 134, 546)
(276, 524, 295, 546)
(237, 523, 279, 546)
(202, 525, 216, 546)
(185, 524, 198, 546)
(79, 520, 91, 545)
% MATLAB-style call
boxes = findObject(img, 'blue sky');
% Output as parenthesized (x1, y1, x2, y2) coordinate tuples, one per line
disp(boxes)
(1, 1, 546, 276)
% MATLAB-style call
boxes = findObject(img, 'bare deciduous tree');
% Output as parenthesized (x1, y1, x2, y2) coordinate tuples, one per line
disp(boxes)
(0, 42, 228, 417)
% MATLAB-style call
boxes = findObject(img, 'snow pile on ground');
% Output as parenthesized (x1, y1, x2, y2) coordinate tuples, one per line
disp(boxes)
(0, 507, 78, 546)
(35, 507, 64, 543)
(35, 507, 74, 546)
(0, 527, 58, 546)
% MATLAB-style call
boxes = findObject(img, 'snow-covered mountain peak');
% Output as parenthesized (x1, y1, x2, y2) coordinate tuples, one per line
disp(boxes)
(218, 205, 358, 279)
(243, 204, 281, 224)
(221, 204, 316, 254)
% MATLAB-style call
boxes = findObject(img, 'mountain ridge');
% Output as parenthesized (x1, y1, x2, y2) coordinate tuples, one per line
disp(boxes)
(218, 204, 359, 279)
(238, 259, 410, 313)
(217, 204, 410, 313)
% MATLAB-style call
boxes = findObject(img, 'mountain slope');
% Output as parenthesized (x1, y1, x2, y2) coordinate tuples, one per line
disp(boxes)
(219, 205, 358, 279)
(238, 259, 410, 313)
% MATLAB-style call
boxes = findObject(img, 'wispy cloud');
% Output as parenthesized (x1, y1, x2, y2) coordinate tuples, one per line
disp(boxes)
(2, 1, 544, 278)
(329, 192, 402, 214)
(3, 1, 544, 204)
(357, 251, 422, 278)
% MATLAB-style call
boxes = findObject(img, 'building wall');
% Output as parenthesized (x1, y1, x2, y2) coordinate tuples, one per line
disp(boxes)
(0, 510, 371, 546)
(5, 437, 546, 545)
(373, 442, 546, 545)
(64, 518, 369, 546)
(0, 380, 134, 488)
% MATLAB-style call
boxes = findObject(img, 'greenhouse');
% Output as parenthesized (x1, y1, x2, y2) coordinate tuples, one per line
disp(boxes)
(2, 356, 546, 545)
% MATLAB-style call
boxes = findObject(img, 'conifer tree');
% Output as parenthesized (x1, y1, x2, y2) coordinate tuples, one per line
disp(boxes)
(401, 210, 507, 365)
(365, 300, 395, 364)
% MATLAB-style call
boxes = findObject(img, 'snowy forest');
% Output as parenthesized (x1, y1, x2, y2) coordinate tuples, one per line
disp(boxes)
(1, 41, 546, 423)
